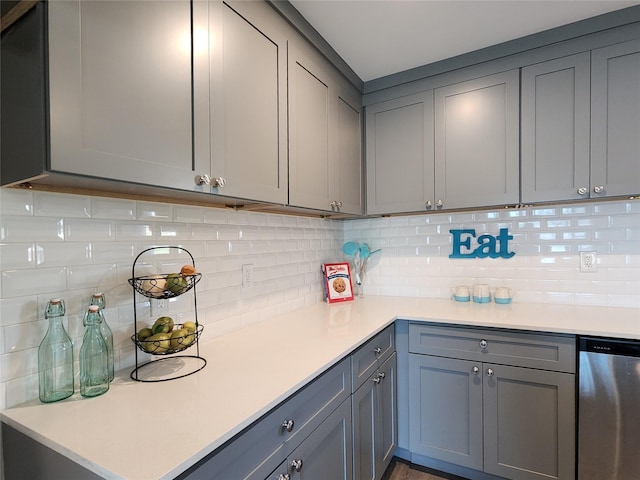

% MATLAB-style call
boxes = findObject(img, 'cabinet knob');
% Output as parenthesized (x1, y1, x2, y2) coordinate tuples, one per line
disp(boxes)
(577, 187, 588, 195)
(378, 371, 386, 380)
(373, 375, 382, 384)
(374, 347, 382, 355)
(436, 199, 443, 209)
(195, 174, 211, 186)
(290, 459, 303, 472)
(211, 176, 226, 188)
(486, 368, 494, 377)
(281, 419, 295, 433)
(479, 339, 488, 349)
(472, 366, 480, 375)
(593, 185, 604, 194)
(425, 201, 432, 210)
(278, 475, 290, 480)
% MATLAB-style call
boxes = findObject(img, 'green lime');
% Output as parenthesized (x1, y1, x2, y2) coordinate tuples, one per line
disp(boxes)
(137, 327, 153, 341)
(166, 273, 188, 294)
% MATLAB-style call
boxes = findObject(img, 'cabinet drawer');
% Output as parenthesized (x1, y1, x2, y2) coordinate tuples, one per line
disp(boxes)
(351, 325, 395, 392)
(180, 357, 351, 479)
(409, 323, 575, 373)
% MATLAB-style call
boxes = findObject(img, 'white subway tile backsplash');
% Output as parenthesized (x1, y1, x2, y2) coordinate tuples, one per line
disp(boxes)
(64, 218, 115, 241)
(1, 268, 67, 298)
(0, 216, 64, 242)
(35, 242, 92, 268)
(91, 197, 136, 220)
(33, 191, 91, 218)
(1, 187, 639, 409)
(0, 188, 33, 216)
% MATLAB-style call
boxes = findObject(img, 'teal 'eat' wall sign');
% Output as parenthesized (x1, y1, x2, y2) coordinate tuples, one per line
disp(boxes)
(449, 228, 515, 259)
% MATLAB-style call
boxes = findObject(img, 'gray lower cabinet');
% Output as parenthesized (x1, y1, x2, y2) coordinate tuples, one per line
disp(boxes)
(408, 323, 576, 480)
(268, 398, 353, 480)
(590, 39, 640, 199)
(353, 352, 397, 480)
(521, 53, 591, 203)
(178, 357, 351, 480)
(434, 70, 520, 210)
(288, 39, 363, 214)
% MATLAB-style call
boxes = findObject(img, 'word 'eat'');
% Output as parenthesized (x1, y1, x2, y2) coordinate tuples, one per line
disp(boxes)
(449, 228, 515, 259)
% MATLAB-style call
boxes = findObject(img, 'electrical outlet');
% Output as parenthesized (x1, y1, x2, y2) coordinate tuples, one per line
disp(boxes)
(150, 298, 167, 316)
(580, 251, 597, 273)
(242, 264, 254, 288)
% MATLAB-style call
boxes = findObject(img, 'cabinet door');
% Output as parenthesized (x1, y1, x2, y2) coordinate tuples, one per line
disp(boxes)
(521, 53, 591, 203)
(205, 1, 288, 203)
(434, 70, 520, 209)
(591, 39, 640, 198)
(48, 1, 204, 191)
(365, 91, 435, 215)
(408, 354, 483, 470)
(483, 364, 575, 480)
(376, 353, 397, 478)
(334, 87, 364, 215)
(352, 353, 397, 480)
(288, 42, 333, 211)
(285, 398, 353, 480)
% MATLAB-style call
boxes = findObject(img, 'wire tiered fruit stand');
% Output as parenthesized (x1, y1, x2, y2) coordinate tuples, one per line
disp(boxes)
(128, 246, 206, 382)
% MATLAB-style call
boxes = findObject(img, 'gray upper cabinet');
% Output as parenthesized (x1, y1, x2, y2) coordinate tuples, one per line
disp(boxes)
(197, 1, 288, 203)
(46, 0, 203, 191)
(590, 39, 640, 199)
(365, 92, 435, 215)
(521, 53, 591, 203)
(289, 40, 363, 214)
(434, 70, 520, 210)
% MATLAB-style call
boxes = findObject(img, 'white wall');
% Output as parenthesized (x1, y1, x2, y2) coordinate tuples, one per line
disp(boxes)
(1, 188, 639, 411)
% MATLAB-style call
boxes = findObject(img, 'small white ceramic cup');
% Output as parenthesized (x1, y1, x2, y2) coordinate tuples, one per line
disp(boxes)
(452, 285, 470, 298)
(494, 287, 513, 301)
(473, 284, 490, 299)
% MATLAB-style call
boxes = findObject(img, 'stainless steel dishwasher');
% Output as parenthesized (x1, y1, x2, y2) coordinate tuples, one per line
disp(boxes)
(578, 336, 640, 480)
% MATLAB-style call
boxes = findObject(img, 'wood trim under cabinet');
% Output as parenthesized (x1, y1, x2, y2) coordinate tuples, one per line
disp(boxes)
(1, 0, 38, 33)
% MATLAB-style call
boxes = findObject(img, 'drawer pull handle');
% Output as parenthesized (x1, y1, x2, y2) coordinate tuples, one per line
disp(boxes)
(374, 347, 382, 355)
(472, 366, 480, 375)
(278, 475, 290, 480)
(290, 459, 303, 472)
(479, 339, 488, 349)
(281, 419, 295, 433)
(486, 368, 494, 377)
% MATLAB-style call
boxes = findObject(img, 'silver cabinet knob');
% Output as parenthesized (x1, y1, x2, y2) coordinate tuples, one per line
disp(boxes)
(278, 475, 290, 480)
(373, 375, 382, 384)
(290, 459, 303, 472)
(436, 199, 443, 209)
(211, 176, 226, 188)
(593, 185, 604, 194)
(472, 366, 480, 375)
(425, 200, 432, 210)
(195, 174, 211, 186)
(281, 419, 294, 433)
(577, 187, 588, 195)
(373, 347, 382, 355)
(479, 339, 488, 349)
(378, 371, 386, 380)
(486, 368, 494, 377)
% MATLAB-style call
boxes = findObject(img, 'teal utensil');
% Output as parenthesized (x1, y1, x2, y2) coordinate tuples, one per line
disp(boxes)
(342, 242, 358, 257)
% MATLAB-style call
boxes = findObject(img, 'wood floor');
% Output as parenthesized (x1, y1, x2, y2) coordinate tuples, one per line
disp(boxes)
(383, 458, 468, 480)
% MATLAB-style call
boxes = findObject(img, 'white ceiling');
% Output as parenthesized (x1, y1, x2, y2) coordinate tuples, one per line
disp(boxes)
(289, 0, 640, 82)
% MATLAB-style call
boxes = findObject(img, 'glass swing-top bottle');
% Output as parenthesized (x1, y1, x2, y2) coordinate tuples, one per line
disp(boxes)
(80, 305, 110, 398)
(38, 298, 74, 403)
(88, 293, 114, 382)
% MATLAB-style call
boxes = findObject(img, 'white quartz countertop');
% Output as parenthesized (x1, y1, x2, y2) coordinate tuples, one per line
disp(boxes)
(2, 296, 639, 480)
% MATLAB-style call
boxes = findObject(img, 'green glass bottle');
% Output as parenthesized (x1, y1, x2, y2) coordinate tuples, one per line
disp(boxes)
(38, 299, 74, 403)
(89, 293, 114, 381)
(80, 306, 109, 398)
